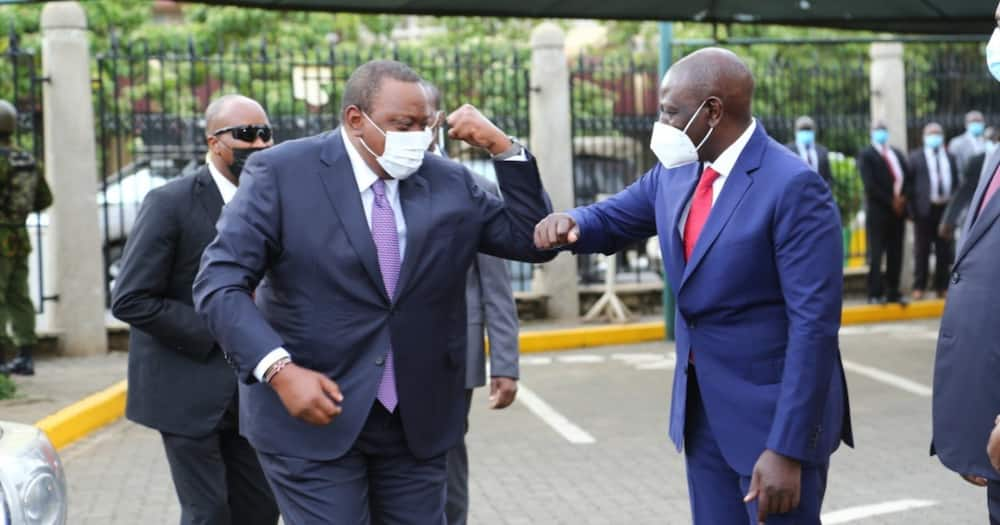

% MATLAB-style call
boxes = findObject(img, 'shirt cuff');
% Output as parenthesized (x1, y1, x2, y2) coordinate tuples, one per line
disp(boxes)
(497, 150, 528, 162)
(254, 347, 291, 382)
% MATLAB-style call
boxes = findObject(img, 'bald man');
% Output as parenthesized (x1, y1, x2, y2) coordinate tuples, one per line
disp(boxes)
(535, 48, 852, 524)
(112, 95, 279, 525)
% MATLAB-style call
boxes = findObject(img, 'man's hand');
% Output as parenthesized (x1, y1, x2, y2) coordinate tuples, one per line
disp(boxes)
(446, 104, 512, 156)
(744, 449, 802, 524)
(269, 363, 343, 425)
(988, 414, 1000, 472)
(961, 473, 989, 487)
(939, 222, 955, 241)
(534, 213, 580, 249)
(489, 377, 518, 409)
(893, 195, 907, 217)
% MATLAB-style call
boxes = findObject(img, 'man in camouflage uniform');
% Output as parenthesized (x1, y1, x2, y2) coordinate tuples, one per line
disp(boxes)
(0, 99, 52, 376)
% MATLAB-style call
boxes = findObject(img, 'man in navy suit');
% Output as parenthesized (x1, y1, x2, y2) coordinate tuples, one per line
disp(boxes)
(193, 60, 555, 524)
(934, 4, 1000, 520)
(535, 48, 852, 524)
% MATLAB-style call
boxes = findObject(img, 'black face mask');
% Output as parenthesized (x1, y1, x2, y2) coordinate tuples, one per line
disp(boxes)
(229, 146, 268, 179)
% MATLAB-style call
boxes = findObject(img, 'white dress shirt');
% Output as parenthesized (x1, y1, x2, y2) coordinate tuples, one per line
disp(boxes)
(207, 159, 238, 205)
(679, 119, 758, 236)
(796, 142, 817, 171)
(923, 147, 952, 204)
(873, 142, 905, 197)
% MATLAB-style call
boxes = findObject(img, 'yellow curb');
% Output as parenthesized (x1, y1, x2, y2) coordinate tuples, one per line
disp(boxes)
(516, 300, 946, 353)
(35, 380, 127, 451)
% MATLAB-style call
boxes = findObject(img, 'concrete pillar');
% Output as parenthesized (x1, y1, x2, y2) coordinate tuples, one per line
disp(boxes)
(870, 42, 914, 293)
(530, 23, 580, 320)
(41, 2, 108, 355)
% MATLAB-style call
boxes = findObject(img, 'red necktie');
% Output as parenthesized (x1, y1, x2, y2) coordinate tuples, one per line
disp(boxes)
(684, 166, 721, 261)
(881, 146, 899, 190)
(977, 164, 1000, 218)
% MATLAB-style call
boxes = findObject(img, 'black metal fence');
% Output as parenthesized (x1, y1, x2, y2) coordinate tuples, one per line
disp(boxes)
(906, 41, 998, 154)
(0, 32, 48, 313)
(94, 39, 533, 298)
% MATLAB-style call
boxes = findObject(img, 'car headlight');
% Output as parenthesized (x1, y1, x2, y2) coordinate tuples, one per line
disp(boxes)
(0, 421, 67, 525)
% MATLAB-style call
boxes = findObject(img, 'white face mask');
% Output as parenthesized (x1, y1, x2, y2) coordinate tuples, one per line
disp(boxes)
(649, 99, 714, 169)
(988, 28, 1000, 82)
(359, 112, 433, 180)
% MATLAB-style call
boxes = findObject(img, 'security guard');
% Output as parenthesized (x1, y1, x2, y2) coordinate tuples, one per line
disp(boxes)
(0, 100, 52, 376)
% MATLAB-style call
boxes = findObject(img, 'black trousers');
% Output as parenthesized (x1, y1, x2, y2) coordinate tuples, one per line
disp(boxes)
(445, 390, 475, 525)
(160, 401, 279, 525)
(866, 205, 904, 300)
(913, 203, 954, 293)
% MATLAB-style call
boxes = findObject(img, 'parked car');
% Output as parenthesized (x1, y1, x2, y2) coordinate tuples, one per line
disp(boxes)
(0, 420, 67, 525)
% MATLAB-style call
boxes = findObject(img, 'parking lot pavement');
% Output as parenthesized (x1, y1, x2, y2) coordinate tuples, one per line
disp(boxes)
(62, 319, 984, 524)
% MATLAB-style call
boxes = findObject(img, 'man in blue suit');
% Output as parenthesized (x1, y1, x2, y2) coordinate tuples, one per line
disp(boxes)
(193, 60, 555, 524)
(933, 5, 1000, 519)
(535, 48, 852, 524)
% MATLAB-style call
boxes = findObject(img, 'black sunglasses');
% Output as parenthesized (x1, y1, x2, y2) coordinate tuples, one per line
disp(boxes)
(213, 124, 272, 143)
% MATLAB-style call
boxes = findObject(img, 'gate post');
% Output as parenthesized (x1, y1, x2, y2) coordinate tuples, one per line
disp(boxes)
(41, 2, 107, 355)
(530, 23, 580, 320)
(870, 42, 914, 295)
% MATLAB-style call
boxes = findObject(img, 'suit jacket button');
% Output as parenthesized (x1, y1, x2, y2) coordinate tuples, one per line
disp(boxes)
(375, 355, 386, 366)
(951, 272, 961, 284)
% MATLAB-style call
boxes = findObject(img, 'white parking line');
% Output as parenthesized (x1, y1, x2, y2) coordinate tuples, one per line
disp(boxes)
(842, 359, 933, 397)
(520, 356, 553, 366)
(556, 355, 605, 364)
(821, 499, 937, 523)
(516, 383, 596, 445)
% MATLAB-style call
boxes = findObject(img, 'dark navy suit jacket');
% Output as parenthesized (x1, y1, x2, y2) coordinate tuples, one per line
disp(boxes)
(932, 147, 1000, 480)
(193, 130, 554, 461)
(569, 123, 853, 474)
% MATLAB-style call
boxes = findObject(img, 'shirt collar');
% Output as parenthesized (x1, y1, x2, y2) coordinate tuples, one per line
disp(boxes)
(206, 159, 238, 205)
(706, 118, 757, 178)
(340, 126, 398, 196)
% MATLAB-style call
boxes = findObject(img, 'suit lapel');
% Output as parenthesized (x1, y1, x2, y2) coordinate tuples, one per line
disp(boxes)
(194, 166, 224, 228)
(956, 149, 1000, 265)
(317, 129, 388, 303)
(678, 123, 766, 290)
(394, 172, 430, 302)
(679, 170, 753, 289)
(665, 163, 699, 285)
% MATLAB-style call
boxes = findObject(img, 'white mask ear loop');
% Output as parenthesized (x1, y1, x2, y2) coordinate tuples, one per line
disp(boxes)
(682, 99, 714, 151)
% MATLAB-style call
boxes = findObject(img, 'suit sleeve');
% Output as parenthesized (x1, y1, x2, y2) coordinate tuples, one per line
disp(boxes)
(857, 149, 893, 209)
(474, 152, 557, 263)
(766, 171, 843, 461)
(567, 166, 659, 255)
(193, 154, 286, 383)
(942, 155, 985, 229)
(111, 189, 216, 360)
(818, 147, 833, 188)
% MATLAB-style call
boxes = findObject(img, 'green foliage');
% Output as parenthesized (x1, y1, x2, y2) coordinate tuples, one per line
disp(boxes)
(829, 153, 865, 226)
(0, 373, 15, 400)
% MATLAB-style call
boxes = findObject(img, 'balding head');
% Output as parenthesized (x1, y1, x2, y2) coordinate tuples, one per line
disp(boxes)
(795, 116, 815, 131)
(658, 47, 755, 162)
(966, 110, 985, 124)
(205, 94, 267, 138)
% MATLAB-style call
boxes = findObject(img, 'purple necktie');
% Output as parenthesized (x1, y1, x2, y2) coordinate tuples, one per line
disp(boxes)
(371, 180, 400, 412)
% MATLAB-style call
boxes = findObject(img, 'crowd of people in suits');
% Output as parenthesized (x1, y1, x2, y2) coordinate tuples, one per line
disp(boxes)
(784, 110, 995, 305)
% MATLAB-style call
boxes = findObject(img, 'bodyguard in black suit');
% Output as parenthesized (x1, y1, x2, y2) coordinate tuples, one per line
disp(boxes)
(906, 123, 959, 299)
(111, 95, 278, 525)
(857, 122, 910, 304)
(786, 115, 833, 187)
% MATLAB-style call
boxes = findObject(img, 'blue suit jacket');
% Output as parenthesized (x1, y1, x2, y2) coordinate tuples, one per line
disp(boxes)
(932, 147, 1000, 480)
(193, 130, 554, 461)
(570, 123, 853, 474)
